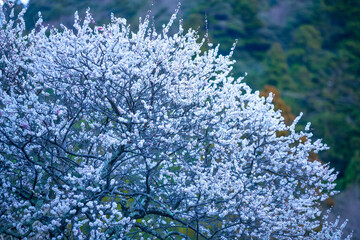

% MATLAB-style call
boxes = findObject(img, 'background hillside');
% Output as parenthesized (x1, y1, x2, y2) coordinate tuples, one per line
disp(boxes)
(14, 0, 360, 237)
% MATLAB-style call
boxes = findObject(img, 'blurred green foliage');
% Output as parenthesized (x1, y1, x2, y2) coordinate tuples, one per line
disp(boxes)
(21, 0, 360, 188)
(23, 0, 147, 30)
(263, 42, 293, 89)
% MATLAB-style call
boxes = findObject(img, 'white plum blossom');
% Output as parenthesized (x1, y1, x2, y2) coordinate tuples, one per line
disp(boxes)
(0, 2, 351, 239)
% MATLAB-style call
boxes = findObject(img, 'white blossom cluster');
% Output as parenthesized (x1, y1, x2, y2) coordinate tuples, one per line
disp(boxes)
(0, 2, 351, 239)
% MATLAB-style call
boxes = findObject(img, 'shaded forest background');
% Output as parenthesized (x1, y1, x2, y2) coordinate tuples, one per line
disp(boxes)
(11, 0, 360, 236)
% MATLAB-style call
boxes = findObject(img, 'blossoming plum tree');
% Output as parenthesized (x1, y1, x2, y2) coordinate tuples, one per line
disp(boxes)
(0, 2, 351, 239)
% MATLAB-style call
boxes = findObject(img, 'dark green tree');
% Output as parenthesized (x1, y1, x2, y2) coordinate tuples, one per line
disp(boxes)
(263, 42, 293, 90)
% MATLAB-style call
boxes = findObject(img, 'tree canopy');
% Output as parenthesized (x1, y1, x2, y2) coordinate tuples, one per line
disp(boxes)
(0, 2, 351, 239)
